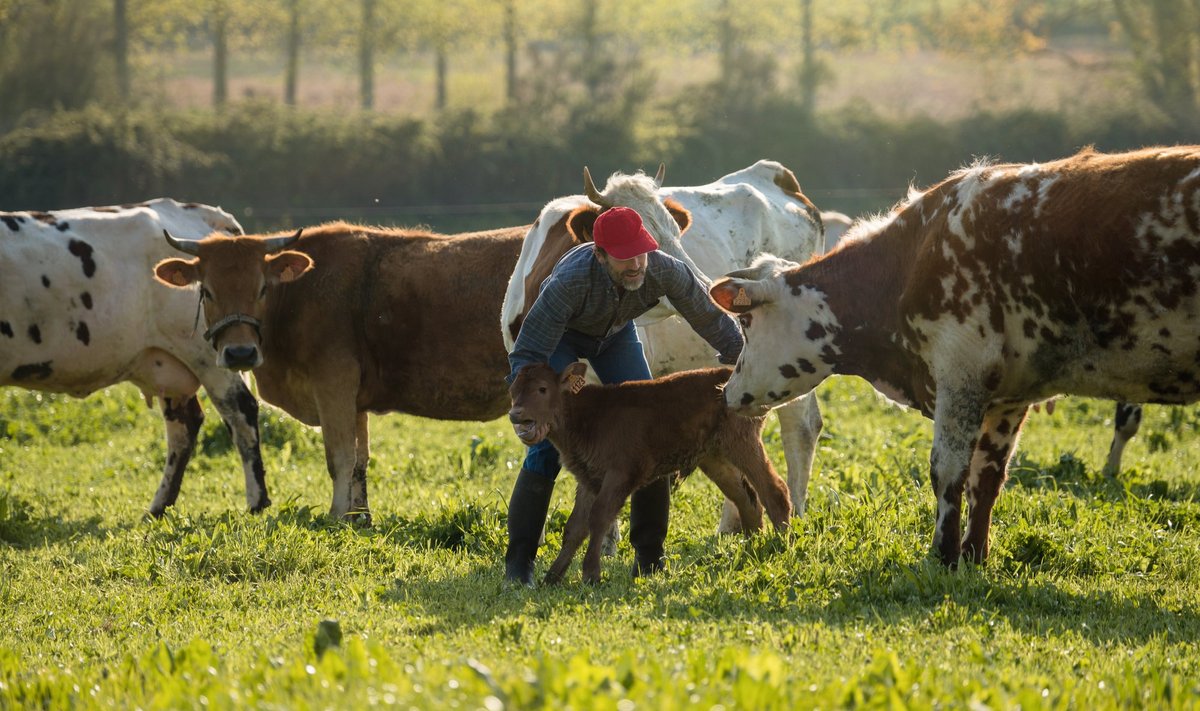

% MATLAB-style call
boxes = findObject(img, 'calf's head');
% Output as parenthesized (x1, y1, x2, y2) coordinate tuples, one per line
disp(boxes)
(710, 255, 840, 415)
(153, 229, 312, 370)
(508, 362, 587, 445)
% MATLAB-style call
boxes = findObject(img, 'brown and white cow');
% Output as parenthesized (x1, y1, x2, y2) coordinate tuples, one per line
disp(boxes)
(710, 146, 1200, 566)
(0, 199, 268, 516)
(501, 161, 827, 528)
(153, 221, 527, 523)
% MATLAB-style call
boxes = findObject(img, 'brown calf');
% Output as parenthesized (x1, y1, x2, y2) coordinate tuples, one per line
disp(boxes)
(507, 363, 791, 584)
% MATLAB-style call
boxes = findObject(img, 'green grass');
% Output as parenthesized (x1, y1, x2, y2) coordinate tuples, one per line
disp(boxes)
(2, 378, 1199, 708)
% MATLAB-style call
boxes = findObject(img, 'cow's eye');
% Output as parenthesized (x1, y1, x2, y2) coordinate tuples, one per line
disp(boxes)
(259, 284, 268, 299)
(200, 286, 213, 301)
(738, 313, 752, 329)
(538, 386, 547, 394)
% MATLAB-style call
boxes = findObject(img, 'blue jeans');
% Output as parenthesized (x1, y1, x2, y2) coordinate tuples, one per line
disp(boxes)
(521, 321, 653, 479)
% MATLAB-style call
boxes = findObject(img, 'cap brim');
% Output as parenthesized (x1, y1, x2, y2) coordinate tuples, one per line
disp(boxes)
(603, 227, 659, 260)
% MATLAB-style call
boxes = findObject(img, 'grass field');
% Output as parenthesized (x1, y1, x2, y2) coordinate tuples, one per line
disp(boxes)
(2, 375, 1199, 708)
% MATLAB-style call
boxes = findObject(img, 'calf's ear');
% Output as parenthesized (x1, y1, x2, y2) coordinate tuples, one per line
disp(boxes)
(266, 250, 314, 284)
(560, 362, 588, 393)
(710, 278, 762, 313)
(154, 258, 200, 288)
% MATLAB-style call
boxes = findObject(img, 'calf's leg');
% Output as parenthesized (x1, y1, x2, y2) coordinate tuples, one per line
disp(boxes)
(960, 404, 1028, 564)
(582, 474, 639, 584)
(700, 456, 764, 533)
(722, 419, 792, 530)
(543, 484, 594, 585)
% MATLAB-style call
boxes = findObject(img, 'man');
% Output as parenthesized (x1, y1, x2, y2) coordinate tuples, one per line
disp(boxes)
(505, 206, 744, 585)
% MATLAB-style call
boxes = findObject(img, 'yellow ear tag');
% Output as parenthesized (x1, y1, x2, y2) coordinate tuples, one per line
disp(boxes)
(732, 287, 751, 307)
(568, 374, 585, 394)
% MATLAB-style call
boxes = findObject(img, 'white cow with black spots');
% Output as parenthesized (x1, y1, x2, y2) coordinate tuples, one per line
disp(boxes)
(501, 161, 828, 526)
(711, 146, 1200, 566)
(0, 199, 269, 516)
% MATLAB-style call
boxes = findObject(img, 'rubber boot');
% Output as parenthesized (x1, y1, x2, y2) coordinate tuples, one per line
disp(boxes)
(629, 476, 670, 577)
(504, 469, 556, 586)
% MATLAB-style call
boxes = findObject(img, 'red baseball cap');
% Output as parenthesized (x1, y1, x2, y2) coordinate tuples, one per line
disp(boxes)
(593, 207, 659, 260)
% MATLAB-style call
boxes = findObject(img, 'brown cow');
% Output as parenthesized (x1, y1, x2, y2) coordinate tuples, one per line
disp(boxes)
(508, 362, 791, 584)
(153, 221, 526, 523)
(711, 146, 1200, 567)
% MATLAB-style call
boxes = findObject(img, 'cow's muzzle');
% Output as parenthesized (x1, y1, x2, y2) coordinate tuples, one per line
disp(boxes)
(203, 313, 262, 348)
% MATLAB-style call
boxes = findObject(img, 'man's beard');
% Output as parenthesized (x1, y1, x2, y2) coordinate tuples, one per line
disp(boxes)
(607, 264, 645, 290)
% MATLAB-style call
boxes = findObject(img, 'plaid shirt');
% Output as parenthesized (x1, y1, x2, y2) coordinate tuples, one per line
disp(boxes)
(508, 243, 744, 380)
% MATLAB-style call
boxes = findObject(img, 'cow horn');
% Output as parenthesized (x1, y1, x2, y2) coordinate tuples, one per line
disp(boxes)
(261, 228, 303, 253)
(654, 162, 666, 187)
(163, 229, 202, 255)
(583, 167, 612, 208)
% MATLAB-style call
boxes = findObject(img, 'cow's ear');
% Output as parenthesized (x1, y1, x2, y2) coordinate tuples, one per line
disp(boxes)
(154, 258, 200, 288)
(710, 278, 764, 314)
(566, 206, 600, 243)
(265, 250, 314, 284)
(664, 198, 692, 236)
(559, 362, 588, 393)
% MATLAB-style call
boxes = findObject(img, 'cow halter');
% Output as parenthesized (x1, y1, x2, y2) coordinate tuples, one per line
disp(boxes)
(202, 311, 263, 348)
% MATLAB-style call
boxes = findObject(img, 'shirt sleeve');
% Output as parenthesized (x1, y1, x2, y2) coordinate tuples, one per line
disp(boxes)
(507, 273, 580, 383)
(659, 254, 745, 364)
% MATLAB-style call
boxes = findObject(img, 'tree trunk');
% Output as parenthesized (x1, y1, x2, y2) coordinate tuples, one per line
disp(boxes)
(213, 5, 228, 107)
(503, 0, 517, 102)
(360, 0, 375, 110)
(717, 0, 735, 86)
(114, 0, 130, 101)
(435, 44, 447, 110)
(284, 0, 300, 105)
(581, 0, 598, 93)
(799, 0, 815, 116)
(1113, 0, 1199, 127)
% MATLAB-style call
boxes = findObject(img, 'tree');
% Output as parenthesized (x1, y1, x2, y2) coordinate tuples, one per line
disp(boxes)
(1112, 0, 1200, 126)
(114, 0, 130, 101)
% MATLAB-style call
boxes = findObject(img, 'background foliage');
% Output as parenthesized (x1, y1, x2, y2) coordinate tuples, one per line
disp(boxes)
(2, 0, 1199, 230)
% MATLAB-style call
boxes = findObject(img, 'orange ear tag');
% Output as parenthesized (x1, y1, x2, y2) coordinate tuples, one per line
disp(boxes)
(732, 287, 751, 307)
(568, 375, 585, 394)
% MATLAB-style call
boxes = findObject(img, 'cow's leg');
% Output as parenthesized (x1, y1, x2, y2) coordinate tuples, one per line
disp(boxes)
(772, 393, 821, 517)
(147, 395, 204, 517)
(1102, 402, 1143, 477)
(581, 474, 638, 584)
(313, 371, 369, 525)
(201, 370, 270, 513)
(699, 455, 763, 533)
(929, 386, 987, 566)
(128, 347, 204, 516)
(961, 404, 1028, 564)
(543, 483, 595, 586)
(350, 412, 370, 515)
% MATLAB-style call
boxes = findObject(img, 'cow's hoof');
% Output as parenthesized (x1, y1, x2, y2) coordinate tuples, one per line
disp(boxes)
(249, 497, 272, 514)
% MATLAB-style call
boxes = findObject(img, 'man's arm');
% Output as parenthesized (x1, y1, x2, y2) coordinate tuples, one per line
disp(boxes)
(507, 275, 580, 383)
(658, 254, 744, 364)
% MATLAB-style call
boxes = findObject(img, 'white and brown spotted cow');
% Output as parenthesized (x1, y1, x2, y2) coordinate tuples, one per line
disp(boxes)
(501, 161, 827, 526)
(0, 199, 268, 516)
(711, 146, 1200, 566)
